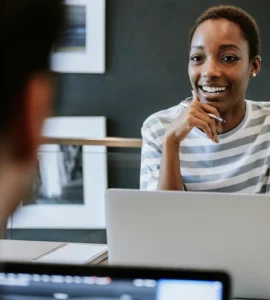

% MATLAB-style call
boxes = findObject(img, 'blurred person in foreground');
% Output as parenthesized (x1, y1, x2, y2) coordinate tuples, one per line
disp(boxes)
(0, 0, 64, 230)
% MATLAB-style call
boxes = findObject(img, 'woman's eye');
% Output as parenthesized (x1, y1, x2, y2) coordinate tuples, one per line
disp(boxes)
(222, 55, 238, 62)
(191, 55, 203, 62)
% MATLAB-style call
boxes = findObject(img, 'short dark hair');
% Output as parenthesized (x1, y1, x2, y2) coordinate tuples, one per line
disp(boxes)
(189, 5, 260, 61)
(0, 0, 64, 133)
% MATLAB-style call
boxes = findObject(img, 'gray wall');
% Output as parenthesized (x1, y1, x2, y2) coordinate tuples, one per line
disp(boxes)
(56, 0, 270, 139)
(9, 0, 270, 242)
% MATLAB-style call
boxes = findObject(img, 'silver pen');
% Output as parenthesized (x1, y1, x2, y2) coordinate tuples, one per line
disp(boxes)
(180, 98, 226, 123)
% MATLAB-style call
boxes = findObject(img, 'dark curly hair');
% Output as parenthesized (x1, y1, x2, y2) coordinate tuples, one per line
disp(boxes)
(189, 5, 260, 61)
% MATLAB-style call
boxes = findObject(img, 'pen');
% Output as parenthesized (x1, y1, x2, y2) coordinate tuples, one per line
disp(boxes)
(180, 100, 226, 123)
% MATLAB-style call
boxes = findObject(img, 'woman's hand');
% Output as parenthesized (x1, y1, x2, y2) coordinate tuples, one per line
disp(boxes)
(166, 91, 222, 145)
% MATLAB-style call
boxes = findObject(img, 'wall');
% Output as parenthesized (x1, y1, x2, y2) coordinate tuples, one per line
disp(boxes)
(9, 0, 270, 242)
(55, 0, 270, 139)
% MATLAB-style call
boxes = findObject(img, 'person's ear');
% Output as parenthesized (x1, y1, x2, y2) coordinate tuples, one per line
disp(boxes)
(11, 73, 53, 163)
(250, 55, 261, 78)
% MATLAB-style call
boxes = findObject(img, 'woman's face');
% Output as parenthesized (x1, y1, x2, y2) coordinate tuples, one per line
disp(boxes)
(188, 18, 260, 115)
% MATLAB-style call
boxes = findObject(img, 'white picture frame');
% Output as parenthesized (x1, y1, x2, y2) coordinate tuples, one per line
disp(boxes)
(8, 117, 107, 229)
(51, 0, 105, 73)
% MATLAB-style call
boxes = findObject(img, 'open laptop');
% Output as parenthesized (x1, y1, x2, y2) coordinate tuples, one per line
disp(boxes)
(106, 189, 270, 299)
(0, 262, 230, 300)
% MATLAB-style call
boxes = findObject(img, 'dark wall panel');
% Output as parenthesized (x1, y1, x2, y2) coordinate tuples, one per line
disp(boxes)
(14, 0, 270, 242)
(56, 0, 235, 138)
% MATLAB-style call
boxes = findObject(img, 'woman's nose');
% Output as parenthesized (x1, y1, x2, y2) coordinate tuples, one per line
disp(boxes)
(202, 58, 222, 79)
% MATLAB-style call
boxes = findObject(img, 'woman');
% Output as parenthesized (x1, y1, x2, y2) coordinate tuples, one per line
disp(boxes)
(140, 5, 270, 193)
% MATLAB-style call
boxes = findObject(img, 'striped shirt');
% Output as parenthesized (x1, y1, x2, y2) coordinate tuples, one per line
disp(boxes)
(140, 100, 270, 193)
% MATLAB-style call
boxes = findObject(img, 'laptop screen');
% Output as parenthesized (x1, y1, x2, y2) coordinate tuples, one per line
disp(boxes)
(0, 270, 224, 300)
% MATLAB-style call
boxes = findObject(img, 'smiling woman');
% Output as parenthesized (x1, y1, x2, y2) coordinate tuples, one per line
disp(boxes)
(140, 5, 270, 194)
(188, 15, 261, 134)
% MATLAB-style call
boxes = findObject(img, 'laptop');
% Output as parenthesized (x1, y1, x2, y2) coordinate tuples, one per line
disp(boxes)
(0, 262, 230, 300)
(106, 188, 270, 299)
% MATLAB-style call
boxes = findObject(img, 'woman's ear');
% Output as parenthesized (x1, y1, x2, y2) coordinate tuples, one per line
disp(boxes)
(250, 55, 261, 78)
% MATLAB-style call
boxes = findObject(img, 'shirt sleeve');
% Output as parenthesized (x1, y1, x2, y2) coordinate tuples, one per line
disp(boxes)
(140, 118, 164, 190)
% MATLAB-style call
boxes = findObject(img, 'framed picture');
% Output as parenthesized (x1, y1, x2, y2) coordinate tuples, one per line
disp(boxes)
(50, 0, 105, 73)
(8, 117, 107, 229)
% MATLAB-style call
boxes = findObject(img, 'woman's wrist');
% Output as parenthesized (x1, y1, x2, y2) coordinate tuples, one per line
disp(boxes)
(164, 133, 181, 151)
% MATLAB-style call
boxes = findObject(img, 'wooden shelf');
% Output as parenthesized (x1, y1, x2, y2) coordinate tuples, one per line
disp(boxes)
(41, 137, 142, 148)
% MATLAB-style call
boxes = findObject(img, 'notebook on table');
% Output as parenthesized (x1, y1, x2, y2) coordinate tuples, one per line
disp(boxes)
(0, 240, 107, 265)
(0, 262, 231, 300)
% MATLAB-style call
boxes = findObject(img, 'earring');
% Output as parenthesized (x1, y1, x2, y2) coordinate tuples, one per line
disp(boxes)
(253, 72, 257, 77)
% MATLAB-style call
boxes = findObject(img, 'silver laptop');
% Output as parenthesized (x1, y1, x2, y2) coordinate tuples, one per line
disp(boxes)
(106, 188, 270, 299)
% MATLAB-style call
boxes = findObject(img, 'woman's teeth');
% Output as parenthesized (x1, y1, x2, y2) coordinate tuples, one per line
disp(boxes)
(201, 86, 227, 93)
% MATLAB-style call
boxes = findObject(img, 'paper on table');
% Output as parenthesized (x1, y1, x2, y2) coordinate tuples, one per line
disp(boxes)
(32, 243, 107, 265)
(0, 240, 63, 262)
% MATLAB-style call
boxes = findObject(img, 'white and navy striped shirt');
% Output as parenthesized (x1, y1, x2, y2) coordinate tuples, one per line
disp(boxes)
(140, 100, 270, 193)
